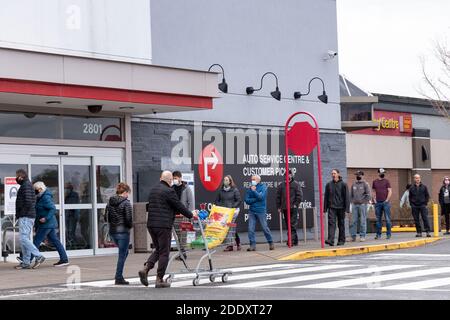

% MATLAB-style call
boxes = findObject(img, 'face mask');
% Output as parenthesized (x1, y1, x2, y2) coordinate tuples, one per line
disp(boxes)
(173, 179, 180, 186)
(356, 176, 362, 181)
(16, 177, 22, 184)
(35, 190, 40, 195)
(379, 174, 385, 179)
(251, 180, 257, 186)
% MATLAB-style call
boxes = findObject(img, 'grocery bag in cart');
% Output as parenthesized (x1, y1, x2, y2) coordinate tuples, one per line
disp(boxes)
(190, 205, 236, 249)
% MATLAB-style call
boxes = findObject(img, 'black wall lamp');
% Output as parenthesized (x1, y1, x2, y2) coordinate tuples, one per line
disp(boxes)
(294, 77, 328, 104)
(208, 64, 228, 93)
(246, 72, 281, 101)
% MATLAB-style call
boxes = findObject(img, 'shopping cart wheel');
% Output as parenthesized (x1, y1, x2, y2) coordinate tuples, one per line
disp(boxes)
(209, 275, 216, 283)
(221, 274, 229, 283)
(193, 277, 200, 286)
(166, 275, 173, 284)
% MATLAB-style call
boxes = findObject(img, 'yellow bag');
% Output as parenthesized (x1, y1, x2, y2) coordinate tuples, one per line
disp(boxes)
(191, 205, 236, 249)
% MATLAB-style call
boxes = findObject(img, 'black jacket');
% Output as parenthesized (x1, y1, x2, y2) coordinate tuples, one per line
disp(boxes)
(147, 181, 193, 229)
(215, 186, 242, 209)
(409, 183, 430, 207)
(106, 195, 133, 234)
(15, 179, 36, 219)
(324, 177, 350, 212)
(276, 179, 303, 210)
(439, 185, 450, 206)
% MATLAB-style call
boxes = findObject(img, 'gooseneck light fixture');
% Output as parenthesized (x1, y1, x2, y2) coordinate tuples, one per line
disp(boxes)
(246, 72, 281, 101)
(208, 64, 228, 93)
(294, 77, 328, 104)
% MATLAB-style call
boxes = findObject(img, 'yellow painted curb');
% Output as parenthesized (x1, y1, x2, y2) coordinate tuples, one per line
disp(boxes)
(278, 237, 442, 261)
(382, 227, 416, 232)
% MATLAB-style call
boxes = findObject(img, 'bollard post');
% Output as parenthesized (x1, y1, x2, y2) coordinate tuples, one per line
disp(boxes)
(279, 209, 283, 244)
(433, 203, 439, 237)
(313, 207, 318, 241)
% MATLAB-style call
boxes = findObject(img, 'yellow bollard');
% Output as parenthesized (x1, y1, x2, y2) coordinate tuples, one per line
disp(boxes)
(433, 204, 439, 237)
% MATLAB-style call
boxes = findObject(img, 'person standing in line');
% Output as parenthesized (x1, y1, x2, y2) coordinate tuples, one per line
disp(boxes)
(215, 175, 242, 251)
(372, 168, 393, 240)
(138, 171, 193, 288)
(324, 169, 350, 246)
(245, 175, 274, 251)
(14, 169, 46, 269)
(276, 169, 303, 246)
(349, 171, 371, 242)
(408, 174, 431, 237)
(172, 171, 194, 260)
(439, 177, 450, 235)
(33, 181, 69, 267)
(106, 183, 133, 285)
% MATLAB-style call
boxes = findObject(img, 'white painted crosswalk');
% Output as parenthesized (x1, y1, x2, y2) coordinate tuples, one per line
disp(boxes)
(74, 261, 450, 292)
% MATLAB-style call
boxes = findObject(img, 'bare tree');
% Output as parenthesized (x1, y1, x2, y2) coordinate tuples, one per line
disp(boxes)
(420, 41, 450, 118)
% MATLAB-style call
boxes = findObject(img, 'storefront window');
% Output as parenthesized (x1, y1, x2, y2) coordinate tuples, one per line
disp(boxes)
(63, 117, 122, 141)
(0, 113, 60, 139)
(96, 166, 121, 204)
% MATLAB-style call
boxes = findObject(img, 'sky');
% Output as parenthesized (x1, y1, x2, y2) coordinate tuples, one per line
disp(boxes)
(337, 0, 450, 99)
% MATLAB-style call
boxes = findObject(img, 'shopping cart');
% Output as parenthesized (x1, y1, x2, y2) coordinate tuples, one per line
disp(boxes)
(165, 209, 237, 286)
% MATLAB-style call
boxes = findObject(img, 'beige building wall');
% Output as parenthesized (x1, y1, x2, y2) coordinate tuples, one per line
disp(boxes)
(431, 139, 450, 169)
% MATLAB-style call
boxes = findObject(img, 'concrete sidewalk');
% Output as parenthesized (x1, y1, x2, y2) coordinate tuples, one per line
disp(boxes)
(0, 232, 443, 290)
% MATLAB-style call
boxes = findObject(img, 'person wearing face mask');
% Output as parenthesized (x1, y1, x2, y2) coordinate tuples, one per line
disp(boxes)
(171, 171, 194, 260)
(349, 171, 371, 242)
(372, 168, 392, 240)
(215, 175, 242, 251)
(408, 174, 431, 237)
(276, 169, 303, 246)
(438, 176, 450, 235)
(139, 171, 194, 288)
(244, 175, 274, 251)
(106, 183, 133, 285)
(32, 181, 69, 267)
(14, 169, 46, 270)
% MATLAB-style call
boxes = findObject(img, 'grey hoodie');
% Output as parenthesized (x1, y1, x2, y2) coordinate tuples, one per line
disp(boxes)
(350, 180, 371, 205)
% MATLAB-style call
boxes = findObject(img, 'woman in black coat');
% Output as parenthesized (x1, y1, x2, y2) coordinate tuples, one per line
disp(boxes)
(439, 176, 450, 235)
(214, 175, 242, 251)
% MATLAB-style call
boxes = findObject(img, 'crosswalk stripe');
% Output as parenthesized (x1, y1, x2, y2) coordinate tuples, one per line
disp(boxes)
(379, 276, 450, 290)
(299, 266, 450, 289)
(76, 263, 298, 287)
(170, 264, 357, 288)
(373, 253, 450, 257)
(220, 265, 418, 288)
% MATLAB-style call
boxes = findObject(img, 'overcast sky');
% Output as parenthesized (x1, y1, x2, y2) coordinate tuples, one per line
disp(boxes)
(337, 0, 450, 98)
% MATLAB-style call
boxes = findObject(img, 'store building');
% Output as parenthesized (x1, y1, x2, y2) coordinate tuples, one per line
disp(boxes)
(342, 76, 450, 224)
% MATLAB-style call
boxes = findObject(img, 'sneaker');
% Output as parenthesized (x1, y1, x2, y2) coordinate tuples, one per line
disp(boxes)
(324, 240, 334, 246)
(360, 237, 366, 242)
(337, 242, 345, 246)
(155, 277, 170, 288)
(53, 261, 70, 267)
(32, 256, 45, 269)
(374, 235, 381, 240)
(386, 235, 391, 240)
(416, 233, 423, 237)
(444, 231, 450, 235)
(16, 256, 23, 264)
(247, 247, 256, 252)
(426, 232, 431, 238)
(269, 243, 275, 250)
(350, 237, 357, 242)
(223, 245, 234, 252)
(115, 278, 130, 285)
(14, 264, 31, 270)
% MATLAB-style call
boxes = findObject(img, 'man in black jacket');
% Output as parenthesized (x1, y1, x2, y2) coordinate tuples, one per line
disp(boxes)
(276, 170, 303, 246)
(409, 174, 431, 237)
(15, 169, 45, 269)
(139, 171, 194, 288)
(324, 169, 350, 246)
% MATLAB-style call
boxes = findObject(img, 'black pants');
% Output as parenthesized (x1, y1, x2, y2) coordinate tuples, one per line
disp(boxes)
(328, 208, 346, 244)
(411, 206, 431, 233)
(283, 208, 298, 244)
(146, 227, 172, 278)
(442, 203, 450, 231)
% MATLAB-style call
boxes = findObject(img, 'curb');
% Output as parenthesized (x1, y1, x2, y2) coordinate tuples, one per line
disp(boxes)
(278, 237, 442, 261)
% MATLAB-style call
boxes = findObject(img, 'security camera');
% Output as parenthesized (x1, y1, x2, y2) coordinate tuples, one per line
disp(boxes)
(323, 50, 338, 60)
(87, 105, 102, 114)
(152, 109, 157, 115)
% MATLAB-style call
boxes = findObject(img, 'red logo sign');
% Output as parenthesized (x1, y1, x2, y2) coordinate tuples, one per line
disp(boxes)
(198, 144, 223, 191)
(287, 121, 318, 156)
(353, 110, 413, 136)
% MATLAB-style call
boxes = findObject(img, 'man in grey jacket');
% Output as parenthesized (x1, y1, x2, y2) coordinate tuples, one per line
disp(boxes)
(350, 170, 371, 242)
(172, 171, 194, 259)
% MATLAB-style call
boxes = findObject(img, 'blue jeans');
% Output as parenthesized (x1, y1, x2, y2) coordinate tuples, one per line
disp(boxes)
(110, 232, 130, 280)
(18, 217, 43, 266)
(375, 201, 392, 236)
(33, 228, 68, 262)
(248, 212, 273, 247)
(350, 204, 368, 238)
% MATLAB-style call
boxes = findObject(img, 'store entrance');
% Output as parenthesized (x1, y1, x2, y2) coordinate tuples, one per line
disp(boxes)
(0, 145, 124, 260)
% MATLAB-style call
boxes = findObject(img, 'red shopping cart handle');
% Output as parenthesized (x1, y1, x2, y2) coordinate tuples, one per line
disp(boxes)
(227, 223, 237, 227)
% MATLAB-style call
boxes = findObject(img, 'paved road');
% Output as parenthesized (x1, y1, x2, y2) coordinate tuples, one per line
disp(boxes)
(3, 238, 450, 300)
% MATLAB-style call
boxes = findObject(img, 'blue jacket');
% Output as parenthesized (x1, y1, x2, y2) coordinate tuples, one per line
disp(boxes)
(244, 183, 267, 213)
(35, 190, 58, 229)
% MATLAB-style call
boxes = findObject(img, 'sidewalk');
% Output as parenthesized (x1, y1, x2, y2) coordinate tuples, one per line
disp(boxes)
(0, 232, 443, 290)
